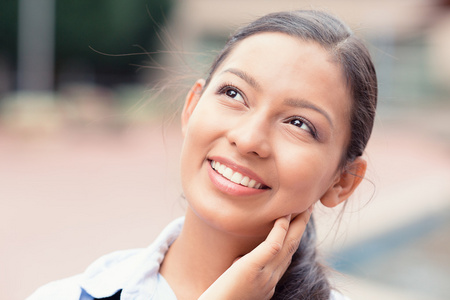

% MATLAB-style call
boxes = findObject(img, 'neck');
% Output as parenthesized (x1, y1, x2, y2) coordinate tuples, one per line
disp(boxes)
(160, 208, 263, 300)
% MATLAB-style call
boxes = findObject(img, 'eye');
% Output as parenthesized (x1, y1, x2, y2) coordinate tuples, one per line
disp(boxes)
(219, 85, 245, 104)
(288, 117, 317, 138)
(290, 119, 310, 132)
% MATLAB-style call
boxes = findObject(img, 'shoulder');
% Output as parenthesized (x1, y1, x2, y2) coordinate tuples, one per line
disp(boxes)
(26, 274, 84, 300)
(330, 289, 351, 300)
(82, 248, 143, 278)
(26, 218, 184, 300)
(26, 249, 142, 300)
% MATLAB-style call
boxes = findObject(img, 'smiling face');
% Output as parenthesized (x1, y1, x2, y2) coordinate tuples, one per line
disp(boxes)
(180, 32, 358, 238)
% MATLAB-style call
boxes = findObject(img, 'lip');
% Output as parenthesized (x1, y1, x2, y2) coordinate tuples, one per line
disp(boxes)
(206, 156, 270, 196)
(209, 156, 270, 188)
(207, 163, 268, 196)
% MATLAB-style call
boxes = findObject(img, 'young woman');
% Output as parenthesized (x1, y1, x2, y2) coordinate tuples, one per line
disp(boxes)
(28, 10, 377, 300)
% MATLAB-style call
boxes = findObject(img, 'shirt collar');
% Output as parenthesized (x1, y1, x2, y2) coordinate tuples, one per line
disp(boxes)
(79, 217, 184, 299)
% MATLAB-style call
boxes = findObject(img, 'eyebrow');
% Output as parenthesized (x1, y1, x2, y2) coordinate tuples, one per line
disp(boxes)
(221, 68, 262, 91)
(284, 98, 334, 128)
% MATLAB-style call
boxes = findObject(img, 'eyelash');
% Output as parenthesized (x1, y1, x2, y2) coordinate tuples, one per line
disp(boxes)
(216, 83, 318, 140)
(285, 116, 318, 139)
(217, 83, 246, 104)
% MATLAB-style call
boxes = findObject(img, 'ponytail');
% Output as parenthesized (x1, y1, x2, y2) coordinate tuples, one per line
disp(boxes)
(273, 216, 331, 300)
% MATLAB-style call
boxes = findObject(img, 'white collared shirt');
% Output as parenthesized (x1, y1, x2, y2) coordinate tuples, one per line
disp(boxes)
(27, 217, 349, 300)
(27, 218, 183, 300)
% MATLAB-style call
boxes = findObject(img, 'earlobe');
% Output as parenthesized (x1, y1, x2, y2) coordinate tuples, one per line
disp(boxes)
(181, 79, 205, 136)
(320, 157, 367, 208)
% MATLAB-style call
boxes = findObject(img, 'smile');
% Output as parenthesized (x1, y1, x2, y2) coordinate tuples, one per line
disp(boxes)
(210, 160, 267, 189)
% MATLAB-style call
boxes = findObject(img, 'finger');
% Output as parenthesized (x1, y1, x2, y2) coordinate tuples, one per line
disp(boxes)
(239, 215, 291, 269)
(284, 204, 313, 246)
(267, 205, 314, 274)
(265, 214, 291, 251)
(232, 256, 242, 264)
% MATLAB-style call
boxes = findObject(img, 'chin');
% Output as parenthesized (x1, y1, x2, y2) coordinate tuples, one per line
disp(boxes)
(194, 205, 275, 239)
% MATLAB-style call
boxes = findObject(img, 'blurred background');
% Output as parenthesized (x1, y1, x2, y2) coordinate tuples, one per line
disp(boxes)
(1, 0, 450, 299)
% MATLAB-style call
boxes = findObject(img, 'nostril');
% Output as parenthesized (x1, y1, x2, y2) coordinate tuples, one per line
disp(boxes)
(228, 128, 270, 158)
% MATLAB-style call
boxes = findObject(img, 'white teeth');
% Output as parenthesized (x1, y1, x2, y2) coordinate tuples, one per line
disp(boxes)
(210, 160, 264, 189)
(230, 172, 243, 184)
(240, 176, 250, 186)
(223, 167, 233, 179)
(218, 164, 226, 175)
(248, 179, 256, 188)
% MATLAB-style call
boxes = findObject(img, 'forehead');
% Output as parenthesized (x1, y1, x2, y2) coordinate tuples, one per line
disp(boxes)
(215, 32, 350, 107)
(217, 33, 347, 88)
(211, 32, 352, 141)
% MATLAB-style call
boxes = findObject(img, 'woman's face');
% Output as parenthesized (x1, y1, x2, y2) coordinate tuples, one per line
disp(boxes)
(180, 32, 353, 238)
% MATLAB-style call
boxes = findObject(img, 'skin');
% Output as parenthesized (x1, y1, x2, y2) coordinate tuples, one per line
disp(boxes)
(160, 32, 367, 300)
(199, 213, 312, 300)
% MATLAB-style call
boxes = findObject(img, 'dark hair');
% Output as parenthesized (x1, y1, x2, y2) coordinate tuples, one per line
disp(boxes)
(204, 10, 378, 299)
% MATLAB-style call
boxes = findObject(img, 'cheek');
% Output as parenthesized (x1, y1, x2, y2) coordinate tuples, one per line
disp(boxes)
(185, 100, 224, 139)
(274, 146, 338, 211)
(182, 104, 215, 151)
(180, 102, 223, 180)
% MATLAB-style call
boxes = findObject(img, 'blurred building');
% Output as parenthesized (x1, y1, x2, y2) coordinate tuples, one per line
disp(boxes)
(1, 0, 449, 134)
(162, 0, 450, 102)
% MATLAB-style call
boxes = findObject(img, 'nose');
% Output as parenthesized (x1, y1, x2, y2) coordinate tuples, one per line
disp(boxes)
(226, 112, 271, 158)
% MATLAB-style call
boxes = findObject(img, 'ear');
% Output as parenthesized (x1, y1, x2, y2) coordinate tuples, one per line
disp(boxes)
(320, 157, 367, 208)
(181, 79, 205, 136)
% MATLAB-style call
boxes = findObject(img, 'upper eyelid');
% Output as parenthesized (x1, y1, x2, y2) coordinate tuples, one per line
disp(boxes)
(287, 116, 318, 138)
(218, 83, 242, 93)
(217, 83, 247, 102)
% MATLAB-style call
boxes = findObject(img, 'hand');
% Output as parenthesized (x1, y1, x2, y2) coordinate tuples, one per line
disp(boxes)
(198, 206, 313, 300)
